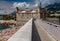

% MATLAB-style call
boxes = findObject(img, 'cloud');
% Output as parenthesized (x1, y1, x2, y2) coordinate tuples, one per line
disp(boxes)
(13, 2, 38, 9)
(13, 2, 26, 8)
(0, 1, 14, 14)
(1, 0, 60, 9)
(0, 0, 37, 14)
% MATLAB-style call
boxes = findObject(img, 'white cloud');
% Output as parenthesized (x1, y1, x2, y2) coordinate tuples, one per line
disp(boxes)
(13, 2, 27, 8)
(13, 2, 38, 9)
(0, 1, 38, 14)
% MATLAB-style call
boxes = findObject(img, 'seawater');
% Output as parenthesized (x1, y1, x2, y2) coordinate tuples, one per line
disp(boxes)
(0, 26, 10, 30)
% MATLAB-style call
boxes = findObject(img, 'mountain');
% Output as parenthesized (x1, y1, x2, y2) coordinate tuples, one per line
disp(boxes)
(10, 11, 16, 15)
(45, 3, 60, 11)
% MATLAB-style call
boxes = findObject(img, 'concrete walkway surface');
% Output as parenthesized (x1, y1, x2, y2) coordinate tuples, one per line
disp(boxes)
(7, 18, 32, 41)
(36, 19, 60, 41)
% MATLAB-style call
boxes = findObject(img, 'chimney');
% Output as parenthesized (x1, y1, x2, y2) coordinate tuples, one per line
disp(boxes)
(37, 5, 41, 19)
(38, 6, 41, 10)
(16, 7, 19, 13)
(37, 5, 41, 13)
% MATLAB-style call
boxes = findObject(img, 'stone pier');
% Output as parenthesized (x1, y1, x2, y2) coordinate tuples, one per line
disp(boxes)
(7, 18, 59, 41)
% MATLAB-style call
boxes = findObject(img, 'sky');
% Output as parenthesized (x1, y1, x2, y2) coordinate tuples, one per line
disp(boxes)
(0, 0, 37, 14)
(0, 0, 34, 2)
(0, 0, 60, 14)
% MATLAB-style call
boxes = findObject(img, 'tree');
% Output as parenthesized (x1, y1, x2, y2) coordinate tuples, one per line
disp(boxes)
(3, 15, 16, 20)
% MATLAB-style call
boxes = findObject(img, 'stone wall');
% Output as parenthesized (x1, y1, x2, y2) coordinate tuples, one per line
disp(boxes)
(16, 13, 37, 26)
(16, 13, 37, 22)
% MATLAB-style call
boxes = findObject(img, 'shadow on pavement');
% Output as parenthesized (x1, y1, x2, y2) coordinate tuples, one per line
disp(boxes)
(32, 19, 41, 41)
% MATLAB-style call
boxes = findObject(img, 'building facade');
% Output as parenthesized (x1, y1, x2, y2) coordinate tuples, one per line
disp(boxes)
(16, 5, 41, 24)
(16, 8, 38, 21)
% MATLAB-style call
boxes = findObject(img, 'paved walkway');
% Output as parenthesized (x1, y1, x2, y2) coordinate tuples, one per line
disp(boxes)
(7, 18, 32, 41)
(35, 19, 56, 41)
(7, 19, 60, 41)
(36, 19, 60, 41)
